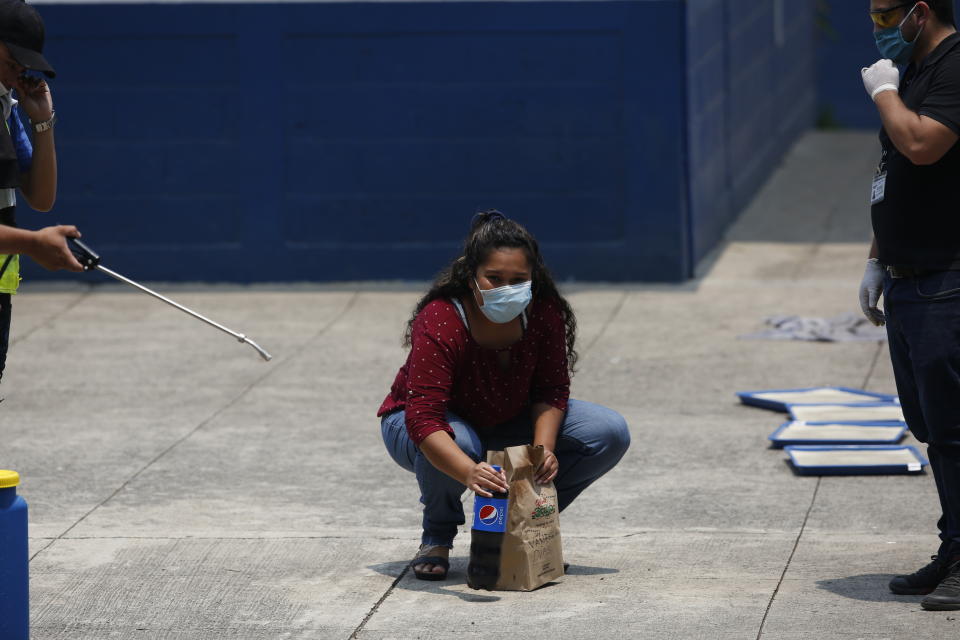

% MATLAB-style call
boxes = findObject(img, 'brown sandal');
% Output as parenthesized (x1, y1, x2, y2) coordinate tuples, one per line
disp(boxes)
(410, 544, 450, 581)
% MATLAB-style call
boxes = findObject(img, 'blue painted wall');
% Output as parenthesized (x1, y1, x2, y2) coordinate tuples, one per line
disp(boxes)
(18, 1, 812, 283)
(816, 0, 885, 129)
(687, 0, 815, 263)
(816, 0, 958, 130)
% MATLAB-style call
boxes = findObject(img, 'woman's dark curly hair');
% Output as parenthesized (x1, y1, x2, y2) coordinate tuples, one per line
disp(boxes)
(404, 210, 578, 373)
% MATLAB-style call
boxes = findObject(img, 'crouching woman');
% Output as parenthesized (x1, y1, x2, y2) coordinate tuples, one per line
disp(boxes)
(378, 211, 630, 580)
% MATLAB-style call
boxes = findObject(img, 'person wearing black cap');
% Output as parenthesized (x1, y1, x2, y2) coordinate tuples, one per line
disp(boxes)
(0, 0, 63, 385)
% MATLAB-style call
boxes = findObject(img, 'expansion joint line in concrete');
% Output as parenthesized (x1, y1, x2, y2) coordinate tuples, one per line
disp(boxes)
(349, 565, 410, 640)
(581, 291, 630, 357)
(817, 202, 845, 246)
(791, 242, 824, 282)
(28, 290, 362, 563)
(755, 477, 821, 640)
(861, 341, 886, 390)
(10, 287, 93, 348)
(756, 336, 884, 637)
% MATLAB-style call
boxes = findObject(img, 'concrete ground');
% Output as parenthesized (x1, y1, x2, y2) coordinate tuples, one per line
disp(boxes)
(5, 130, 958, 638)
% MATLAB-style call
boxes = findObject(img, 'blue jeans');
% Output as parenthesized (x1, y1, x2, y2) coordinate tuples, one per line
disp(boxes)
(381, 399, 630, 548)
(885, 271, 960, 559)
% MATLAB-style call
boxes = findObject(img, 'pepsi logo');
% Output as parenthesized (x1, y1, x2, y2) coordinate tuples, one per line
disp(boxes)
(479, 504, 499, 525)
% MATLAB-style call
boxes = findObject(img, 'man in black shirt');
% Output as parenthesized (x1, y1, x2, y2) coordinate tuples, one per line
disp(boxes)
(860, 0, 960, 610)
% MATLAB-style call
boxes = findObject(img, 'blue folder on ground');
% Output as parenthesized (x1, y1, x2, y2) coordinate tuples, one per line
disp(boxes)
(787, 402, 904, 423)
(785, 445, 927, 476)
(736, 387, 896, 412)
(769, 421, 908, 448)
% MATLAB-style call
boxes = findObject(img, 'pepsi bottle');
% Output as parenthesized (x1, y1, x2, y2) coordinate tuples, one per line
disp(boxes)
(467, 465, 508, 590)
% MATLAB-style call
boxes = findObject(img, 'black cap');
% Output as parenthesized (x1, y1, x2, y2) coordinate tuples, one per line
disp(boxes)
(0, 1, 54, 78)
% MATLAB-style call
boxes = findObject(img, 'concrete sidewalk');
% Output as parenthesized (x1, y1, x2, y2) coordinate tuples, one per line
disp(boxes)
(5, 131, 957, 638)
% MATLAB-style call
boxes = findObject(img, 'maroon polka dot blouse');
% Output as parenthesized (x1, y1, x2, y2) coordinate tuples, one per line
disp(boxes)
(378, 297, 571, 445)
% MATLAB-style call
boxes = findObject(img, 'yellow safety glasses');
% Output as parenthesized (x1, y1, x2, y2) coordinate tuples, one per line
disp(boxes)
(870, 2, 918, 29)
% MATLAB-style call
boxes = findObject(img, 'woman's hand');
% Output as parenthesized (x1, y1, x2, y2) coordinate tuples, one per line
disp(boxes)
(536, 448, 559, 485)
(465, 462, 508, 497)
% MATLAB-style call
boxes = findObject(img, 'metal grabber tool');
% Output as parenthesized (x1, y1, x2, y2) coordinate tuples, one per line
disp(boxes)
(67, 238, 273, 361)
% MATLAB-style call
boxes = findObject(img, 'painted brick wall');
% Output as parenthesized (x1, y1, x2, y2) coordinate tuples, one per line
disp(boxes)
(815, 0, 959, 129)
(816, 0, 884, 129)
(17, 1, 812, 283)
(687, 0, 815, 263)
(22, 2, 690, 282)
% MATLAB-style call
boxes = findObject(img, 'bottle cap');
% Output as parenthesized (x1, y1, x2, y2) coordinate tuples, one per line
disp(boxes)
(0, 470, 20, 489)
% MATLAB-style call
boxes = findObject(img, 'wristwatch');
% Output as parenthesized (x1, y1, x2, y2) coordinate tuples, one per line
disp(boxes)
(33, 112, 56, 133)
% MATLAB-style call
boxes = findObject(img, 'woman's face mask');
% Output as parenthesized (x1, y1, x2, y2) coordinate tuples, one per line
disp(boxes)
(474, 278, 532, 324)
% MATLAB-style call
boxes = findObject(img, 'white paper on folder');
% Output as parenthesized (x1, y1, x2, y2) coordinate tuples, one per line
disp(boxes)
(790, 448, 921, 468)
(776, 422, 904, 442)
(753, 388, 891, 405)
(789, 404, 904, 422)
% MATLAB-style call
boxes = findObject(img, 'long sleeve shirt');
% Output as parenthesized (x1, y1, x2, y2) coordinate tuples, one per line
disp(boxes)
(378, 296, 570, 445)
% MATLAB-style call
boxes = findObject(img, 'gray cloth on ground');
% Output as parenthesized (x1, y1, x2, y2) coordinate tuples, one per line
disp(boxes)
(741, 312, 887, 342)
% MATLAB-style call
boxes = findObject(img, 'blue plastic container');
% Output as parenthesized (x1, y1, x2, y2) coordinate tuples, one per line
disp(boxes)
(0, 470, 29, 640)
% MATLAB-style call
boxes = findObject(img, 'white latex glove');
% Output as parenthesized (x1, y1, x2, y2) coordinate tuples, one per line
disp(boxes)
(862, 59, 900, 101)
(859, 258, 886, 326)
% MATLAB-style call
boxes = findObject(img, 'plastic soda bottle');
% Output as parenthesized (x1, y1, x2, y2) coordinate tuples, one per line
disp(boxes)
(467, 465, 508, 590)
(0, 470, 29, 640)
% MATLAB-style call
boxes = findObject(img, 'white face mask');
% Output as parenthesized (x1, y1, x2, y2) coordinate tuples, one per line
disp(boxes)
(474, 278, 532, 324)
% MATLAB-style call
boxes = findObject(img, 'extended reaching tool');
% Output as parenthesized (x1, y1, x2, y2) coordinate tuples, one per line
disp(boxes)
(67, 238, 272, 361)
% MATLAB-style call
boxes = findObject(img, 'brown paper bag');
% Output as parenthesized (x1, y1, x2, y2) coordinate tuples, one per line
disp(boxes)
(485, 445, 564, 591)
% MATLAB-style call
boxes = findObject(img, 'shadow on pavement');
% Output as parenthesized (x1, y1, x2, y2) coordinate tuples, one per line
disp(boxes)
(564, 564, 619, 576)
(816, 574, 919, 602)
(369, 558, 501, 602)
(368, 558, 618, 602)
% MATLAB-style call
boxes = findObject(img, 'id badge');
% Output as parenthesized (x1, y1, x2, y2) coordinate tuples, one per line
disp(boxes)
(871, 172, 886, 205)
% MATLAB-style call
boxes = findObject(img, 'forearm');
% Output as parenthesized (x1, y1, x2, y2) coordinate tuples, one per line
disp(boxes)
(0, 226, 36, 254)
(20, 128, 56, 211)
(532, 402, 563, 451)
(869, 236, 879, 260)
(419, 430, 475, 484)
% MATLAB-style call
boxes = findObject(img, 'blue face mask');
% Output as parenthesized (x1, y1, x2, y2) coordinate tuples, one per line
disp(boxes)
(875, 3, 924, 65)
(475, 279, 532, 324)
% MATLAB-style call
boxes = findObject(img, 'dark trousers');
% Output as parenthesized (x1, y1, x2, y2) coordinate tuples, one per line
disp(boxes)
(0, 293, 9, 384)
(885, 271, 960, 559)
